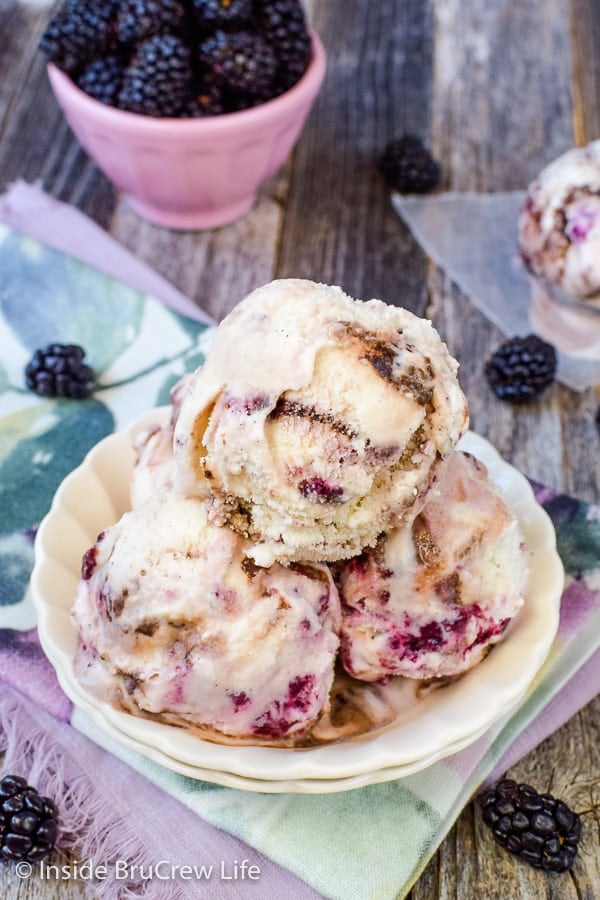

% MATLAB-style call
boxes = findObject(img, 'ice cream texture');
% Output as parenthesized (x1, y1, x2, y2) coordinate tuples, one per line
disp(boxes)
(518, 140, 600, 300)
(336, 452, 528, 682)
(71, 279, 533, 747)
(130, 373, 192, 508)
(174, 279, 469, 565)
(72, 494, 341, 742)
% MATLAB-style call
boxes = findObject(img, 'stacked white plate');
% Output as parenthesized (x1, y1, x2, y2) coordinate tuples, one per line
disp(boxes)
(31, 411, 564, 794)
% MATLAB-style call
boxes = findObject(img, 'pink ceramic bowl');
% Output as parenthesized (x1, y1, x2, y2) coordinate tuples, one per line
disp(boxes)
(47, 33, 325, 230)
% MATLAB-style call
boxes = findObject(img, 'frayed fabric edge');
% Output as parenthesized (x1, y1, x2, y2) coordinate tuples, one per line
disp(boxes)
(0, 685, 184, 900)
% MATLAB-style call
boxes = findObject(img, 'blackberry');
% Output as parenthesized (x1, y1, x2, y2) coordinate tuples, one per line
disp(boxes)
(198, 30, 278, 106)
(485, 334, 557, 404)
(24, 344, 95, 400)
(479, 779, 581, 873)
(116, 0, 188, 46)
(39, 0, 118, 76)
(191, 0, 254, 33)
(379, 135, 441, 194)
(77, 55, 126, 105)
(183, 80, 226, 116)
(257, 0, 312, 94)
(118, 34, 194, 117)
(0, 775, 59, 863)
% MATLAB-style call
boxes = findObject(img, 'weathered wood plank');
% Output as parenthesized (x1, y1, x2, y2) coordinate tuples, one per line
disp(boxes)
(0, 2, 118, 228)
(108, 170, 286, 321)
(0, 841, 94, 899)
(411, 0, 600, 896)
(570, 0, 600, 144)
(276, 0, 435, 317)
(431, 0, 574, 191)
(0, 1, 599, 899)
(428, 0, 600, 502)
(412, 697, 600, 900)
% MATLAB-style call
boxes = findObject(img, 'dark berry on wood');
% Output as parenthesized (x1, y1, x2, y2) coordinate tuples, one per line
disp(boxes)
(379, 134, 441, 194)
(485, 335, 557, 404)
(479, 779, 581, 873)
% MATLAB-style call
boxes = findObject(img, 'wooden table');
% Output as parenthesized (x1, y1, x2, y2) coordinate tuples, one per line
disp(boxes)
(1, 0, 600, 897)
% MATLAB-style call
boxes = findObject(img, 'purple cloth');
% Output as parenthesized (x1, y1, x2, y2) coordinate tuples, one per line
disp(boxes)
(0, 181, 214, 326)
(0, 684, 321, 899)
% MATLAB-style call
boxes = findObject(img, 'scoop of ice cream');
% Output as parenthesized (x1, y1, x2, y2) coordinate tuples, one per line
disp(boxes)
(72, 494, 341, 743)
(174, 279, 468, 565)
(336, 451, 528, 681)
(130, 374, 192, 508)
(518, 140, 600, 300)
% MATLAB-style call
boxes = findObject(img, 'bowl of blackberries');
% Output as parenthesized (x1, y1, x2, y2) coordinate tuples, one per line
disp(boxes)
(41, 0, 325, 229)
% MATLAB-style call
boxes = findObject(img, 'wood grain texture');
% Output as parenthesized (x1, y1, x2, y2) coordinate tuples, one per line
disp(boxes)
(428, 0, 600, 504)
(108, 170, 286, 320)
(0, 2, 118, 227)
(411, 0, 600, 896)
(411, 697, 600, 900)
(0, 847, 94, 899)
(431, 0, 575, 191)
(570, 0, 600, 143)
(276, 0, 434, 317)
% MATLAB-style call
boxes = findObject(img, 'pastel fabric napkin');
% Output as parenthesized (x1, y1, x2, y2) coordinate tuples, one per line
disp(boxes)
(0, 186, 599, 900)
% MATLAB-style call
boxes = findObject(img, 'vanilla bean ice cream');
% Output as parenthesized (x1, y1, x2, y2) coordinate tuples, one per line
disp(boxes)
(72, 494, 341, 743)
(174, 279, 468, 565)
(336, 452, 528, 682)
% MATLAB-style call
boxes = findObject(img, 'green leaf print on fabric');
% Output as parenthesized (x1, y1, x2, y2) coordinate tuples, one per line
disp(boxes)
(0, 399, 114, 535)
(0, 405, 45, 466)
(155, 373, 182, 409)
(545, 495, 600, 575)
(0, 233, 144, 373)
(0, 362, 9, 397)
(168, 307, 210, 344)
(0, 532, 35, 607)
(152, 322, 212, 407)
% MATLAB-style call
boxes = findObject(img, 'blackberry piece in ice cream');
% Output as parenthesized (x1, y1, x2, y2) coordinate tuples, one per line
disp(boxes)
(485, 335, 557, 404)
(479, 779, 581, 872)
(379, 135, 441, 194)
(118, 34, 194, 116)
(24, 344, 95, 400)
(72, 494, 341, 743)
(336, 451, 527, 682)
(0, 774, 59, 863)
(174, 279, 468, 565)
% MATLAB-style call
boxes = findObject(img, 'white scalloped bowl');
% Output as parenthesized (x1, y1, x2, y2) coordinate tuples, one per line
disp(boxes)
(31, 409, 564, 791)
